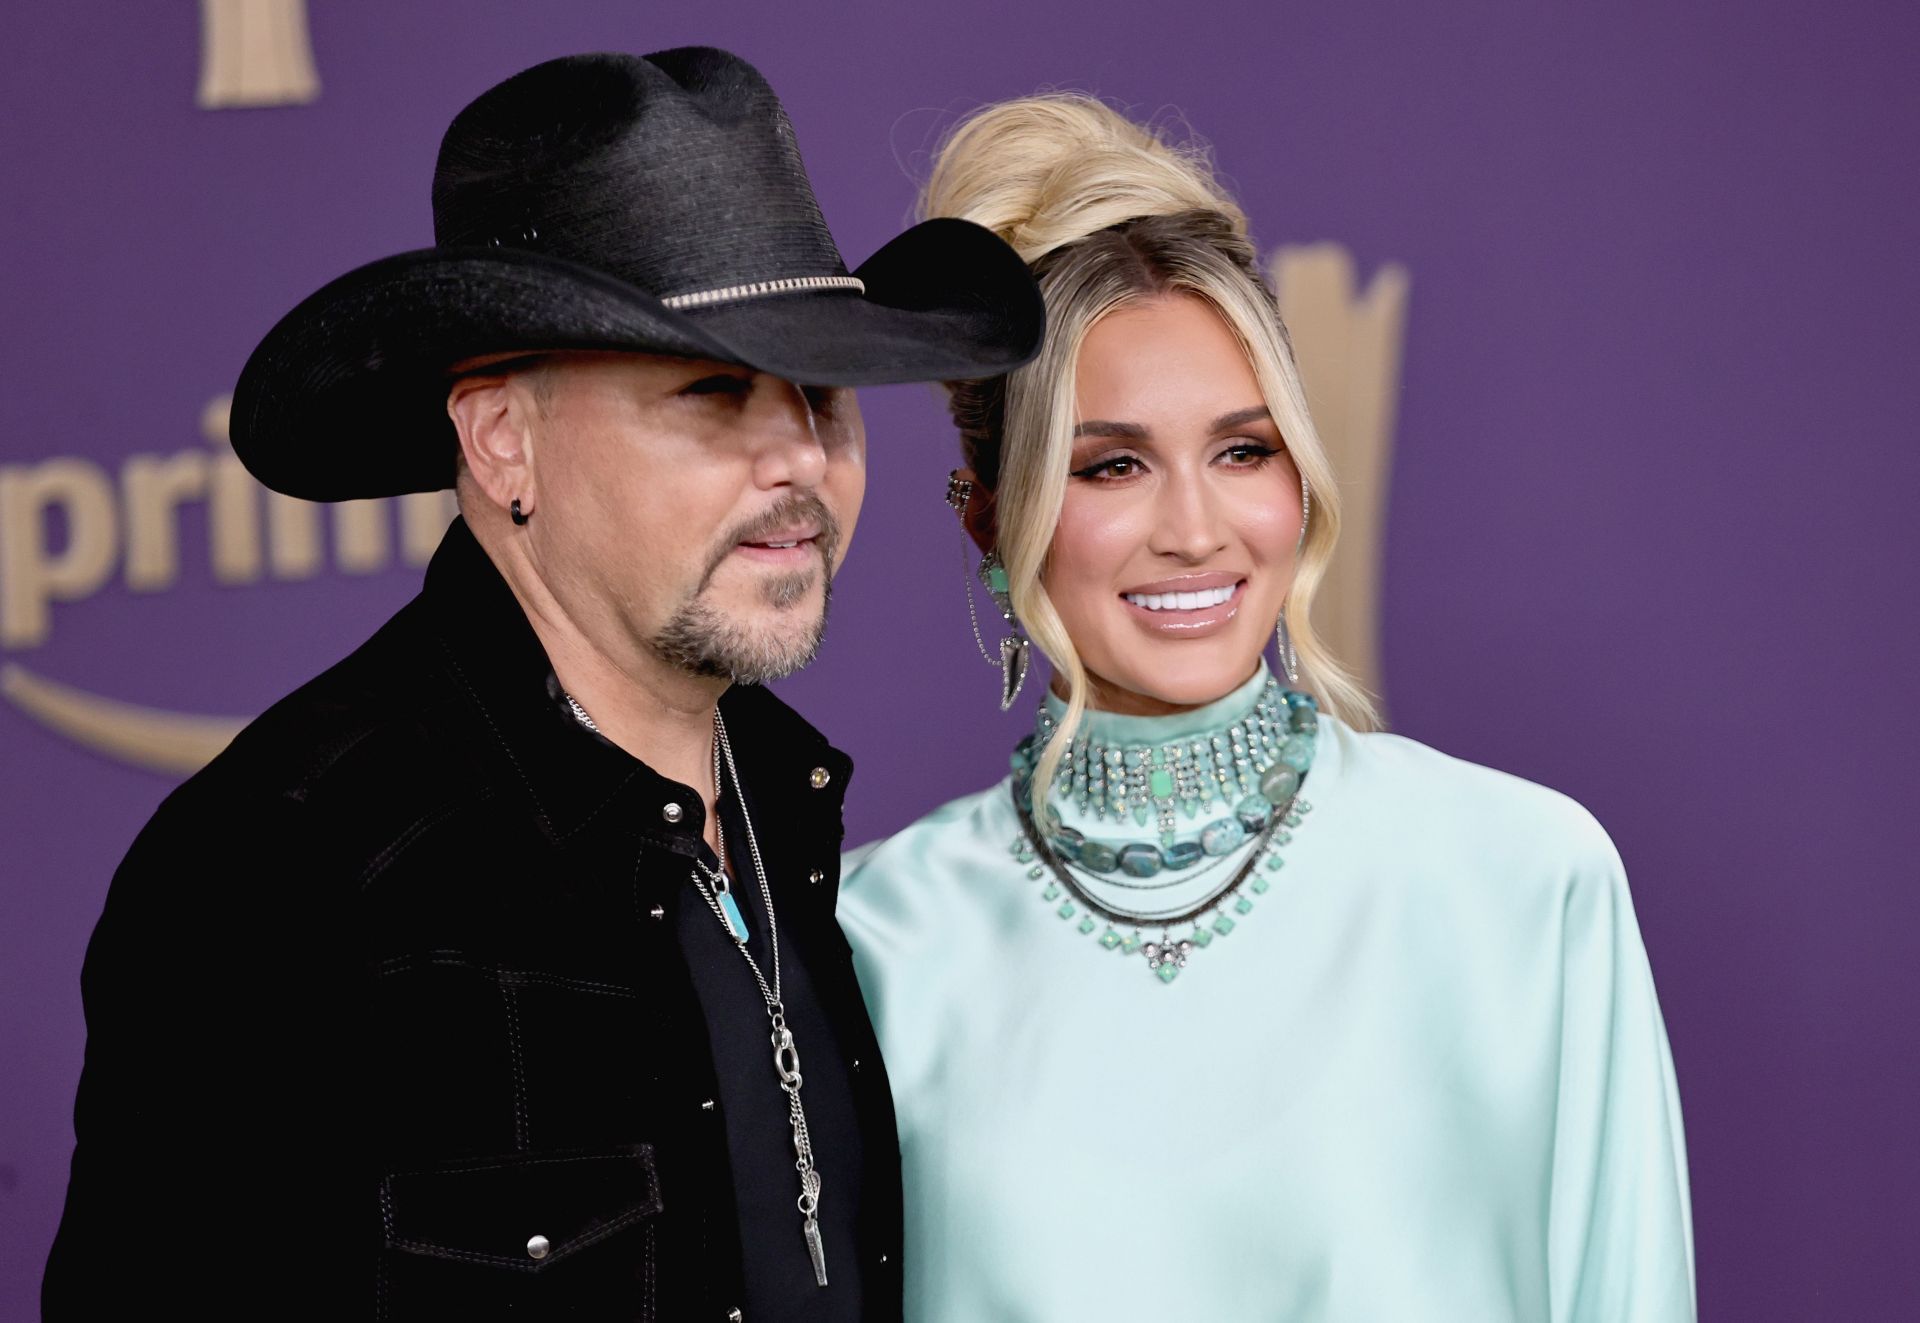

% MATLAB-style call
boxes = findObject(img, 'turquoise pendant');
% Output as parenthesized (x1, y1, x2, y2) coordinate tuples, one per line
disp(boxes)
(717, 888, 749, 943)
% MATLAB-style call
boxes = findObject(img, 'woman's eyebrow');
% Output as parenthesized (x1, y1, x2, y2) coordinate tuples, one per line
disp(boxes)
(1072, 419, 1149, 440)
(1211, 405, 1272, 432)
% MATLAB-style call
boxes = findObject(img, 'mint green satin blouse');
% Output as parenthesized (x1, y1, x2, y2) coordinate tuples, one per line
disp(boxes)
(839, 679, 1694, 1322)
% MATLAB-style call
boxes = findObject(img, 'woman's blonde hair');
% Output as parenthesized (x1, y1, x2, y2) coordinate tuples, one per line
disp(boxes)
(922, 95, 1376, 815)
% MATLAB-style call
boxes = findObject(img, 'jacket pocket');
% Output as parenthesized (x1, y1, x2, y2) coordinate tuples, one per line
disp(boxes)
(381, 1143, 662, 1271)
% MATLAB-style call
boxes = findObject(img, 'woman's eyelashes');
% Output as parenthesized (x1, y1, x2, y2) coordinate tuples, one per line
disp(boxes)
(1069, 441, 1282, 482)
(1220, 442, 1281, 469)
(1070, 452, 1143, 480)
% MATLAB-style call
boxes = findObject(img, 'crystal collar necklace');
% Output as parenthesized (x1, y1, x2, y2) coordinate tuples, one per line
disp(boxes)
(564, 694, 830, 1287)
(1008, 680, 1319, 983)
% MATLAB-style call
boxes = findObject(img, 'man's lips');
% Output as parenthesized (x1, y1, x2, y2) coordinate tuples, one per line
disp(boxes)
(738, 524, 822, 549)
(731, 529, 823, 565)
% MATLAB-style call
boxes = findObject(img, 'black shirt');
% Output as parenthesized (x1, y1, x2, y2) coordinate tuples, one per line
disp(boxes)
(682, 776, 866, 1322)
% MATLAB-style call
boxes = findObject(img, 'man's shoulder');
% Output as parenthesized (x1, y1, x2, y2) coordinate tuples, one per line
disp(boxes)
(171, 596, 491, 834)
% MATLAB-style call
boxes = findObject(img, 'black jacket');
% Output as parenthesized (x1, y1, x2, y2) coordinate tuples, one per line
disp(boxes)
(43, 519, 902, 1321)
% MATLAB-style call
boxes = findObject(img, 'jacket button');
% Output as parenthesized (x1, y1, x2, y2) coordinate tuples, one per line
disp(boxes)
(662, 802, 685, 824)
(527, 1234, 551, 1261)
(728, 1310, 743, 1322)
(808, 767, 831, 789)
(650, 904, 666, 920)
(808, 869, 824, 885)
(701, 1099, 716, 1111)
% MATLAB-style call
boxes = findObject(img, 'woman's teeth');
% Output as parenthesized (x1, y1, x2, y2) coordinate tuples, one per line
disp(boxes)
(1124, 584, 1238, 612)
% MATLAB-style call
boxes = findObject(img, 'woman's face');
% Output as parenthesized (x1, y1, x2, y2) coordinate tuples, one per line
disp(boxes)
(1044, 293, 1302, 715)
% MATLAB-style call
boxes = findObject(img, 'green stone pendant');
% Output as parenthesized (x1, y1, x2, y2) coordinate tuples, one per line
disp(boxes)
(716, 889, 749, 944)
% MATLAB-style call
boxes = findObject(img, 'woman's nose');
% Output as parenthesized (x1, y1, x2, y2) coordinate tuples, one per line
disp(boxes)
(1147, 473, 1228, 561)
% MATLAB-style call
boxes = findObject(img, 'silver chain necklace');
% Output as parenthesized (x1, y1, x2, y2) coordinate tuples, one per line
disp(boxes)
(564, 694, 829, 1287)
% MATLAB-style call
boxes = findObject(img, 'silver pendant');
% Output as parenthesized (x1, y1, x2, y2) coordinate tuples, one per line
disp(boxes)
(999, 636, 1030, 711)
(774, 1022, 829, 1287)
(803, 1209, 829, 1286)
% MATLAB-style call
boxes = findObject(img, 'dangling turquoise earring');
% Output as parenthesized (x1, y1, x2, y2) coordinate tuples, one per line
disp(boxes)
(977, 550, 1032, 709)
(947, 472, 1031, 710)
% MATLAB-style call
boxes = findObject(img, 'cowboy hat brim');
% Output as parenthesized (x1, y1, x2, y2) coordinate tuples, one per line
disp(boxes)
(231, 217, 1042, 501)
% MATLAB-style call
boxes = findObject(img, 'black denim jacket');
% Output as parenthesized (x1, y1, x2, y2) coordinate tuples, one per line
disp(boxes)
(43, 518, 901, 1321)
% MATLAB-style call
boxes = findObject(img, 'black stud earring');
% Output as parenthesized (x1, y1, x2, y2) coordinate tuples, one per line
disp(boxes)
(510, 498, 529, 526)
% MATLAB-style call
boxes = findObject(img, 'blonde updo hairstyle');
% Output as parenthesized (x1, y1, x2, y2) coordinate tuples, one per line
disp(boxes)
(922, 95, 1375, 814)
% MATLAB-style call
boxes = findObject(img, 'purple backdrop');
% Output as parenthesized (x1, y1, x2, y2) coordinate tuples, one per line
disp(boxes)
(3, 3, 1915, 1318)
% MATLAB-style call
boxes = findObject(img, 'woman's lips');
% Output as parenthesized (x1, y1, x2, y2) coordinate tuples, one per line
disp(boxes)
(1119, 578, 1246, 635)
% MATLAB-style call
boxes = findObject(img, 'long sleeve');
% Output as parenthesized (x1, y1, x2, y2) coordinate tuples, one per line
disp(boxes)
(1548, 834, 1696, 1322)
(42, 779, 371, 1320)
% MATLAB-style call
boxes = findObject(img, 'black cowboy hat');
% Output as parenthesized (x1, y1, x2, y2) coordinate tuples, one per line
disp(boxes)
(231, 47, 1043, 501)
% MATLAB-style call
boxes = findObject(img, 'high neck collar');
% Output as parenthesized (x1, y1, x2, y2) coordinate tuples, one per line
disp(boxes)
(1040, 663, 1274, 746)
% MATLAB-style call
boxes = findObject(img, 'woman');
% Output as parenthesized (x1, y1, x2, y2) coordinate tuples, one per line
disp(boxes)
(839, 97, 1694, 1321)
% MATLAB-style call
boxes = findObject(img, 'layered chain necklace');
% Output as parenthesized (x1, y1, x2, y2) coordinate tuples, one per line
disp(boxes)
(1008, 683, 1319, 984)
(564, 695, 829, 1287)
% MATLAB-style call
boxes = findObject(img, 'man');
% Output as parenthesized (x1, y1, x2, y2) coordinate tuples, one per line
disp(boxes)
(42, 48, 1040, 1321)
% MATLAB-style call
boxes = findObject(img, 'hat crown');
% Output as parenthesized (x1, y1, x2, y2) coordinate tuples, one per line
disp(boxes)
(430, 49, 847, 300)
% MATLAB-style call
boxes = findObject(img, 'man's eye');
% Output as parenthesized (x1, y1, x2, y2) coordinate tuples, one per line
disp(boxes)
(681, 373, 752, 398)
(802, 385, 846, 414)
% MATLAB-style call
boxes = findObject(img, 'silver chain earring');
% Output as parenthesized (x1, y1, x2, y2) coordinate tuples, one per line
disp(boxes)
(1277, 475, 1310, 686)
(947, 472, 1031, 710)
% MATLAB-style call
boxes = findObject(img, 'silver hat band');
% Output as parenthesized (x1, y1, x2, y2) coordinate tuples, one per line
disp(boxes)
(661, 274, 866, 311)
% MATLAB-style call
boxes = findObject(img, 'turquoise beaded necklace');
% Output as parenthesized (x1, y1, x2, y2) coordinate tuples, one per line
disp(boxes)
(1009, 684, 1319, 983)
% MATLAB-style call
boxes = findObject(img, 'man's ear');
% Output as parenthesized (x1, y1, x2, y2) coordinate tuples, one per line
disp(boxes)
(954, 466, 997, 556)
(447, 373, 537, 521)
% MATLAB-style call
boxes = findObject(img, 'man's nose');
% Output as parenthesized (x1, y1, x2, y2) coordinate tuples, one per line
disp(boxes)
(749, 378, 830, 489)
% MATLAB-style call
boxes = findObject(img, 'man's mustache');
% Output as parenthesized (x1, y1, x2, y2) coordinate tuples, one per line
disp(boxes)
(699, 492, 841, 589)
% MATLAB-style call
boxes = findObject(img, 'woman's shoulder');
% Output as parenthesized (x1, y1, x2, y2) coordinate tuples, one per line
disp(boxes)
(837, 778, 1023, 963)
(1317, 715, 1624, 884)
(846, 777, 1013, 864)
(841, 778, 1015, 896)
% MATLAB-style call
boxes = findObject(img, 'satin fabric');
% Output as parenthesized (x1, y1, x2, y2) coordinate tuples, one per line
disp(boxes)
(840, 683, 1694, 1322)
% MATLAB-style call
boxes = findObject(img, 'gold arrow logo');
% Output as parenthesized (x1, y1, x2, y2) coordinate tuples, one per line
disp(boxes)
(1, 663, 244, 775)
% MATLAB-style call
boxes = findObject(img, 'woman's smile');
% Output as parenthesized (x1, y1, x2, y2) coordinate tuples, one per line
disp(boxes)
(1119, 573, 1247, 635)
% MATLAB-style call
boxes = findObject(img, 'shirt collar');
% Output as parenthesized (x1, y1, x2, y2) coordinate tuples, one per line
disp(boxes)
(420, 517, 850, 852)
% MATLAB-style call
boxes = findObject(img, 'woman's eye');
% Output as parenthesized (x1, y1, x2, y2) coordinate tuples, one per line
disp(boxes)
(1071, 455, 1143, 480)
(1221, 443, 1279, 467)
